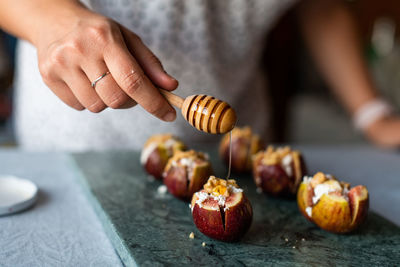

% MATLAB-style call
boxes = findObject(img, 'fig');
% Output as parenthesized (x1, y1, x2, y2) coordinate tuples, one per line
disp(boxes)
(252, 146, 306, 196)
(219, 126, 264, 173)
(163, 150, 213, 201)
(297, 172, 369, 233)
(141, 134, 186, 179)
(190, 176, 253, 242)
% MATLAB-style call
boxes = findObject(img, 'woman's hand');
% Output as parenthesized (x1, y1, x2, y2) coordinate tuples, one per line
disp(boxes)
(364, 115, 400, 148)
(35, 4, 178, 121)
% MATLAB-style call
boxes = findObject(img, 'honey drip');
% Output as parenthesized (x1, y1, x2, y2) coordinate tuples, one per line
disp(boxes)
(226, 130, 232, 179)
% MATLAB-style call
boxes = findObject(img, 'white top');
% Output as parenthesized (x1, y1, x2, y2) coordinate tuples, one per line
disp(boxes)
(14, 0, 295, 151)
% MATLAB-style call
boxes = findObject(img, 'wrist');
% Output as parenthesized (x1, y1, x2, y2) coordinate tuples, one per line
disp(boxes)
(352, 98, 394, 131)
(31, 1, 93, 47)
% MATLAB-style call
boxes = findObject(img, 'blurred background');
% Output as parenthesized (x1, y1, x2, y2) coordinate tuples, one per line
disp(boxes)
(0, 0, 399, 147)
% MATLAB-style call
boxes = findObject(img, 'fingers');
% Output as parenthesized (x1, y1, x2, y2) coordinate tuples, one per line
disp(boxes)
(37, 16, 177, 118)
(83, 60, 137, 109)
(64, 69, 107, 113)
(44, 79, 85, 110)
(104, 43, 176, 121)
(120, 26, 178, 91)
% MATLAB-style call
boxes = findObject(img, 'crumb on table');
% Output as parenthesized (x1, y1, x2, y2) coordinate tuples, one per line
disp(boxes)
(157, 185, 167, 195)
(202, 242, 206, 247)
(189, 232, 195, 239)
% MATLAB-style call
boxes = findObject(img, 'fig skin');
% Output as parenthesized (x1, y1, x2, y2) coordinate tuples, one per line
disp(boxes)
(297, 173, 369, 233)
(219, 126, 264, 173)
(348, 185, 369, 228)
(255, 164, 290, 196)
(144, 148, 169, 179)
(223, 194, 253, 241)
(297, 181, 314, 223)
(141, 134, 186, 179)
(253, 146, 306, 196)
(163, 166, 188, 199)
(163, 150, 213, 201)
(191, 191, 253, 242)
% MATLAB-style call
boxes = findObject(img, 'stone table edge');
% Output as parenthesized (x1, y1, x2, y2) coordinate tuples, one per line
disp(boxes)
(65, 154, 137, 267)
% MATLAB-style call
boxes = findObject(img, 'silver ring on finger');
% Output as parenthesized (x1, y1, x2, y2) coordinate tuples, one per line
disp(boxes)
(91, 71, 110, 88)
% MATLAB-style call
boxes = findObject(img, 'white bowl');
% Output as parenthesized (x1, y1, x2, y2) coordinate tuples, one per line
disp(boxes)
(0, 175, 38, 216)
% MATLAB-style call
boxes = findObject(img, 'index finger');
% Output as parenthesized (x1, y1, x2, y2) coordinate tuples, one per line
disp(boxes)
(103, 42, 176, 122)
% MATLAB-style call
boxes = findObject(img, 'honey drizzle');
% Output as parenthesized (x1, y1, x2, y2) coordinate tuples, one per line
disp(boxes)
(226, 130, 232, 180)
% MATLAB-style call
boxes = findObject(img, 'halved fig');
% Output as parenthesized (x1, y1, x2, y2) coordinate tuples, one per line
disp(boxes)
(190, 176, 253, 242)
(252, 146, 306, 196)
(297, 172, 369, 233)
(141, 134, 186, 179)
(163, 150, 213, 201)
(219, 126, 264, 173)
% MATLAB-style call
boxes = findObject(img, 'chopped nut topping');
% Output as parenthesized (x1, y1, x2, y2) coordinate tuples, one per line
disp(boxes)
(213, 185, 227, 196)
(310, 172, 328, 188)
(220, 126, 263, 170)
(341, 182, 351, 191)
(164, 150, 208, 171)
(193, 176, 243, 210)
(203, 176, 240, 197)
(230, 126, 253, 139)
(144, 134, 185, 152)
(141, 134, 186, 165)
(144, 134, 173, 146)
(324, 180, 342, 191)
(306, 172, 351, 207)
(253, 146, 303, 185)
(259, 146, 294, 165)
(189, 232, 195, 239)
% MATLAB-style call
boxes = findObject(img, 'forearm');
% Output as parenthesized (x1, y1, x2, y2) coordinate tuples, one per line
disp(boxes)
(298, 0, 378, 115)
(0, 0, 87, 45)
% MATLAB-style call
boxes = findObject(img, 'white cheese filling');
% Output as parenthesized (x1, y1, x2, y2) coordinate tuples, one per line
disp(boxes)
(140, 138, 177, 165)
(312, 183, 338, 205)
(140, 143, 158, 165)
(302, 176, 313, 183)
(164, 138, 177, 148)
(171, 157, 197, 180)
(305, 207, 312, 217)
(193, 191, 209, 211)
(192, 185, 243, 212)
(304, 175, 349, 218)
(179, 157, 195, 168)
(281, 154, 293, 177)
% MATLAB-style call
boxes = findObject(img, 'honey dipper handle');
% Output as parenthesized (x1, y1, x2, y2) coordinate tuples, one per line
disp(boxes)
(159, 89, 184, 109)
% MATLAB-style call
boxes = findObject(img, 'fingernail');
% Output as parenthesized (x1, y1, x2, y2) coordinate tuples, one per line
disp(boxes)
(163, 111, 176, 122)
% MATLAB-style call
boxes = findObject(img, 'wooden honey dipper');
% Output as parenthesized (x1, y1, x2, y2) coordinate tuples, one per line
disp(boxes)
(160, 89, 237, 134)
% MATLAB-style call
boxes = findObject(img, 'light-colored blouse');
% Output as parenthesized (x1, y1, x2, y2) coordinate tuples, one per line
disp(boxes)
(14, 0, 295, 151)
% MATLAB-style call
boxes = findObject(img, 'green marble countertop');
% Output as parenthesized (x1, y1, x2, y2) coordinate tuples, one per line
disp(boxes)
(71, 146, 400, 266)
